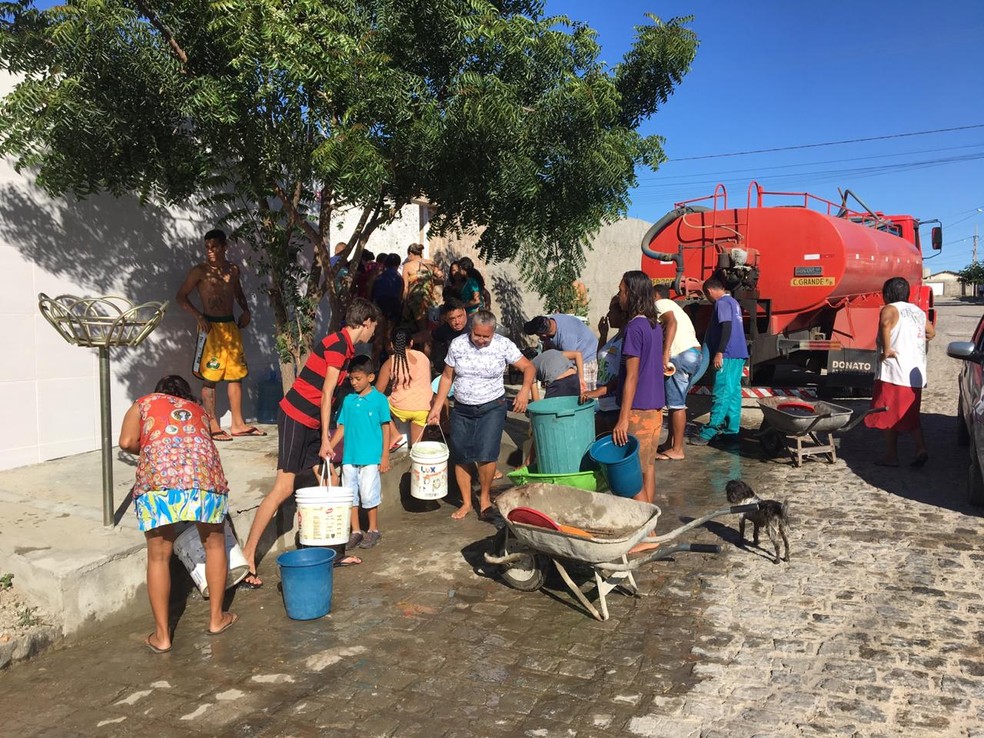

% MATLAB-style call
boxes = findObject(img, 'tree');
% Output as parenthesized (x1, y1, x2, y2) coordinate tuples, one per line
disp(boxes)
(958, 262, 984, 286)
(0, 0, 698, 380)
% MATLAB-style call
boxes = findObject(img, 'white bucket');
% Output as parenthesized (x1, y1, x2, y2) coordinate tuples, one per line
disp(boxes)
(295, 484, 353, 546)
(410, 441, 450, 500)
(173, 518, 250, 598)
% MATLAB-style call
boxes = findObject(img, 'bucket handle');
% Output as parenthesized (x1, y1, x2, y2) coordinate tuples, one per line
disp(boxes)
(433, 421, 449, 448)
(318, 460, 335, 487)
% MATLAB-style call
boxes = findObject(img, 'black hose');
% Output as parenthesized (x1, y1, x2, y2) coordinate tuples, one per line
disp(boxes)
(640, 205, 711, 295)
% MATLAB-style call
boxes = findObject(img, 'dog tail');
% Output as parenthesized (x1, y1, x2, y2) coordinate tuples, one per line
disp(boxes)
(781, 500, 790, 528)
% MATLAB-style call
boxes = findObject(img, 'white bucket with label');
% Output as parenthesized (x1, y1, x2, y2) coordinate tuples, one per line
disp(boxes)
(410, 441, 450, 500)
(173, 517, 250, 598)
(295, 471, 353, 546)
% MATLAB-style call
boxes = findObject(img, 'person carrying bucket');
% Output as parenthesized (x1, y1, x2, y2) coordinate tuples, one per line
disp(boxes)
(118, 375, 238, 653)
(427, 310, 535, 521)
(581, 271, 665, 503)
(240, 298, 382, 587)
(327, 355, 392, 550)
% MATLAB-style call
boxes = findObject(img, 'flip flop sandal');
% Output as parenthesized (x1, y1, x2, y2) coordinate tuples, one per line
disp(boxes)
(231, 427, 267, 437)
(144, 634, 171, 654)
(238, 573, 263, 590)
(334, 555, 363, 567)
(210, 430, 234, 442)
(207, 612, 239, 636)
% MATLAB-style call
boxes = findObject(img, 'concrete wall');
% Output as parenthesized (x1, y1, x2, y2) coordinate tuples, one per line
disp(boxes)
(925, 272, 968, 298)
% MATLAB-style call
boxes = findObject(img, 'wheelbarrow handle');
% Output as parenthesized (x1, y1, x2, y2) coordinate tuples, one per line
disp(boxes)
(688, 543, 721, 554)
(798, 412, 834, 435)
(838, 406, 887, 433)
(730, 503, 761, 514)
(644, 504, 756, 544)
(598, 542, 721, 571)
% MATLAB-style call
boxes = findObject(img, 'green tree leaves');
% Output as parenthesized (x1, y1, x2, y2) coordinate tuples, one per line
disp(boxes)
(1, 0, 697, 360)
(958, 262, 984, 286)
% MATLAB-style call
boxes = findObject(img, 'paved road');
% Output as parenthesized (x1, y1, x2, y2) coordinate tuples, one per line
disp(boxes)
(1, 301, 981, 737)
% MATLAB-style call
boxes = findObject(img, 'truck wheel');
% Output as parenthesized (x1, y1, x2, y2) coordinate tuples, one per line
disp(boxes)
(969, 442, 984, 507)
(493, 528, 546, 592)
(957, 397, 970, 447)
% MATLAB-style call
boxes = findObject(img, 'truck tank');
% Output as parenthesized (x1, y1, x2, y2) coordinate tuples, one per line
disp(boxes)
(641, 182, 935, 387)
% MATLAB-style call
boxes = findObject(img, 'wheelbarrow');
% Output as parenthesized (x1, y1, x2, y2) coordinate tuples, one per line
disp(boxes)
(484, 484, 760, 621)
(757, 397, 886, 466)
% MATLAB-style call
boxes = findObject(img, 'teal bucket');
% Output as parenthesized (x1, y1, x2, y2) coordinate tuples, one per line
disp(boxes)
(277, 548, 336, 620)
(589, 435, 643, 498)
(527, 396, 596, 474)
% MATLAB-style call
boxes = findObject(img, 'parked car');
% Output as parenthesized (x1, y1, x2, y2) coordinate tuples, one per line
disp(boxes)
(947, 319, 984, 506)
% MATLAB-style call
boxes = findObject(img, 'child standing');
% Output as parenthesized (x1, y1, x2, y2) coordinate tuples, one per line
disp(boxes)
(376, 326, 434, 451)
(328, 356, 392, 550)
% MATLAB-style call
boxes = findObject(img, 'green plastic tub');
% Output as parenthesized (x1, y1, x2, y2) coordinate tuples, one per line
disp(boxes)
(507, 465, 607, 492)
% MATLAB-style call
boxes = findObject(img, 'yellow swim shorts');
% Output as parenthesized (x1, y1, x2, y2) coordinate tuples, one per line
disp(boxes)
(193, 317, 248, 382)
(389, 404, 429, 427)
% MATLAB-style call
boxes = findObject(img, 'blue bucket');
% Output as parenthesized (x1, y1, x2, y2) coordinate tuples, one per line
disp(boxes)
(277, 548, 336, 620)
(589, 435, 643, 498)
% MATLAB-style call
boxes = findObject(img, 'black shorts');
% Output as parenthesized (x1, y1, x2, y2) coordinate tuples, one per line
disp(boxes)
(277, 408, 322, 474)
(545, 373, 580, 399)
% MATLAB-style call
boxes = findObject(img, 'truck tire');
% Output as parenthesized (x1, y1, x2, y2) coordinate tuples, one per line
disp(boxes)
(957, 397, 970, 447)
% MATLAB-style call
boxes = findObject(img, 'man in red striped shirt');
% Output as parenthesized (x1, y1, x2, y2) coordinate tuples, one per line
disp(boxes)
(241, 298, 381, 585)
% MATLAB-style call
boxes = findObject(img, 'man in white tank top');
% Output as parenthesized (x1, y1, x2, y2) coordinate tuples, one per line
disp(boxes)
(864, 277, 936, 467)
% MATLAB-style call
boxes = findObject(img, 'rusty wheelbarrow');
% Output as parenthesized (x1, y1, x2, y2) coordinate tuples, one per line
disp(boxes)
(757, 397, 886, 466)
(484, 484, 760, 621)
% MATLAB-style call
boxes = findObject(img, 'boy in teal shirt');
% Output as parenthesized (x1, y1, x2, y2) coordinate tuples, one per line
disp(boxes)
(328, 356, 391, 549)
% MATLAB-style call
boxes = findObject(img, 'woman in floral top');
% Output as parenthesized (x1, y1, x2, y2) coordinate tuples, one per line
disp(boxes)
(119, 375, 237, 653)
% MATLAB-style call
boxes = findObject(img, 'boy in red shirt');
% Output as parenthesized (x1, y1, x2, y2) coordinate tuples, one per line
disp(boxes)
(240, 298, 381, 586)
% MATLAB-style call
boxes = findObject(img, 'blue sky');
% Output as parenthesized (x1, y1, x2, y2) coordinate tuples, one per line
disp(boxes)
(547, 0, 984, 272)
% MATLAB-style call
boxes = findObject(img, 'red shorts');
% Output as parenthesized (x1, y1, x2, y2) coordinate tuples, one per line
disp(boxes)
(865, 380, 922, 432)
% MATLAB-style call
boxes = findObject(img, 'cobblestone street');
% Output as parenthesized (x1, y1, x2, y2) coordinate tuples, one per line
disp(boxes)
(0, 302, 981, 737)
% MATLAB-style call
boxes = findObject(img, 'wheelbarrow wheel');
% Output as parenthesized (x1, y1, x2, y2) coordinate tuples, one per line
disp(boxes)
(492, 528, 546, 592)
(758, 422, 786, 458)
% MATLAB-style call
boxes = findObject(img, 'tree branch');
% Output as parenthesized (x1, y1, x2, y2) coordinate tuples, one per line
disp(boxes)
(131, 0, 189, 65)
(275, 182, 322, 252)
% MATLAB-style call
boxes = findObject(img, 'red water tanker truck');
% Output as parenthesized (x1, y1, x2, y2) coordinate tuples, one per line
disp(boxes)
(641, 181, 942, 391)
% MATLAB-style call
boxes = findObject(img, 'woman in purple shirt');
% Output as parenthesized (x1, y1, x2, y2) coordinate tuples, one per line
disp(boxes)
(614, 271, 665, 502)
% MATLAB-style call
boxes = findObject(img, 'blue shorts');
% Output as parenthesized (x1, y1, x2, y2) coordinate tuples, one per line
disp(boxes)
(450, 396, 507, 464)
(666, 348, 702, 410)
(342, 464, 382, 509)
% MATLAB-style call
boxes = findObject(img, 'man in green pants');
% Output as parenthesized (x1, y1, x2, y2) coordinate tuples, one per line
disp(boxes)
(690, 276, 748, 446)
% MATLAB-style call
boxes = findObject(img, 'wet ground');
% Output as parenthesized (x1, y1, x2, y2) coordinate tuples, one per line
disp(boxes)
(0, 301, 982, 737)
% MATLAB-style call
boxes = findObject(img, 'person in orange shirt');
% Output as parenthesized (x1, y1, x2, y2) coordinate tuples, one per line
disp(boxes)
(376, 326, 434, 451)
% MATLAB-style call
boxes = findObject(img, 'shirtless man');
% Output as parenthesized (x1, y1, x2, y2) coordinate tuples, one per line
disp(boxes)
(402, 243, 444, 328)
(176, 229, 265, 440)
